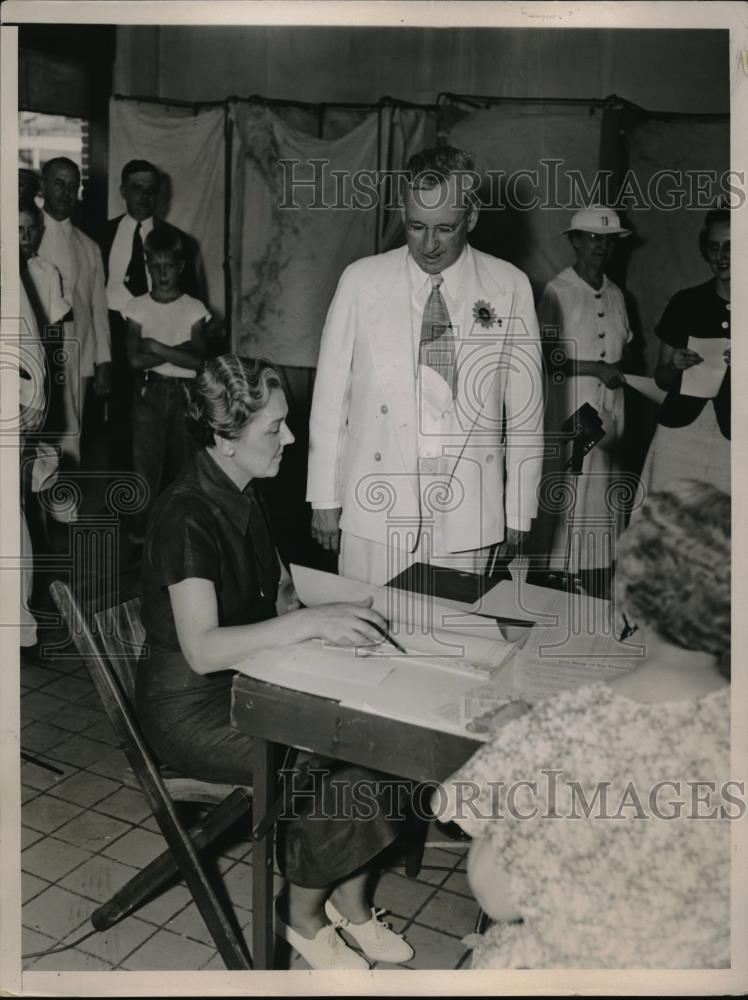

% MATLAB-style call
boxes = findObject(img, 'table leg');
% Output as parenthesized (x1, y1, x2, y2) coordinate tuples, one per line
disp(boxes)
(252, 737, 279, 970)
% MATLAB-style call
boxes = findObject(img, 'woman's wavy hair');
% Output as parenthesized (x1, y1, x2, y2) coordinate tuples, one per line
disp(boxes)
(615, 480, 731, 675)
(185, 354, 284, 446)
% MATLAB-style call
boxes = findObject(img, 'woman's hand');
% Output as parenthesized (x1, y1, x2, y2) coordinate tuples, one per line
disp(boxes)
(594, 361, 625, 389)
(276, 579, 302, 615)
(669, 347, 703, 371)
(299, 596, 388, 647)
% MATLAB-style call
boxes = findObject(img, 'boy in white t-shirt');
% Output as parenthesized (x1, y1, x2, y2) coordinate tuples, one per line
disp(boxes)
(124, 227, 209, 541)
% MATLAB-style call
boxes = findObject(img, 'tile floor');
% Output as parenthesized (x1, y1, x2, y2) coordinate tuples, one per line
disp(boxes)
(19, 642, 478, 972)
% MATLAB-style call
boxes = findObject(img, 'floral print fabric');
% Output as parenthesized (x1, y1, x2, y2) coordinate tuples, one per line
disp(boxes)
(440, 682, 731, 968)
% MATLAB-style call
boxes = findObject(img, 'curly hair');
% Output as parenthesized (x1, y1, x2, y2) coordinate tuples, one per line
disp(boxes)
(615, 481, 730, 669)
(185, 355, 284, 446)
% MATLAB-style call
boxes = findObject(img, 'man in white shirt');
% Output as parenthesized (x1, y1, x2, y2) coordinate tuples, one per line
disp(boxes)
(38, 157, 111, 472)
(307, 146, 544, 586)
(100, 159, 201, 470)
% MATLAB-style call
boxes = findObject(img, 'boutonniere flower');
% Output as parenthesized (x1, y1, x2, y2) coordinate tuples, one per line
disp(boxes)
(472, 300, 500, 329)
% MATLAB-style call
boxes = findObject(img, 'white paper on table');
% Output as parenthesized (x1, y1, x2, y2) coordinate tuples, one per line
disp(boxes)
(469, 577, 611, 639)
(290, 564, 513, 669)
(233, 639, 396, 704)
(513, 621, 643, 700)
(353, 652, 517, 738)
(623, 373, 667, 406)
(680, 337, 729, 398)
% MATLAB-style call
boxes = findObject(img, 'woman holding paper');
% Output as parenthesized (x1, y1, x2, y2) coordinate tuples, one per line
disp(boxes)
(136, 354, 414, 969)
(640, 207, 730, 493)
(434, 481, 731, 967)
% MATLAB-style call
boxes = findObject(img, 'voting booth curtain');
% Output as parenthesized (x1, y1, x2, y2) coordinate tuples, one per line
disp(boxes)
(229, 102, 436, 366)
(108, 98, 227, 328)
(624, 117, 730, 374)
(108, 95, 728, 378)
(446, 102, 604, 299)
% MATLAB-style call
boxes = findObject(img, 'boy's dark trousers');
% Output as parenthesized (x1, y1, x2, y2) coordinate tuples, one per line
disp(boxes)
(108, 309, 134, 473)
(131, 371, 196, 536)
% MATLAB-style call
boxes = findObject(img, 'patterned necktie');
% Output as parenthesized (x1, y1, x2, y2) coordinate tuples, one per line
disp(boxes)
(419, 274, 457, 397)
(125, 222, 148, 297)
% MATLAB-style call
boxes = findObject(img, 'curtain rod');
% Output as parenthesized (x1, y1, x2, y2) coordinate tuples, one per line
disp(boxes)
(439, 92, 606, 110)
(439, 91, 728, 121)
(114, 92, 439, 113)
(114, 90, 727, 123)
(232, 93, 438, 112)
(113, 93, 225, 111)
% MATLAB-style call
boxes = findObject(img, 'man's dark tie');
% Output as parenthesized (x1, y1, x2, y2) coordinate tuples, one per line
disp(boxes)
(125, 222, 148, 297)
(419, 273, 457, 397)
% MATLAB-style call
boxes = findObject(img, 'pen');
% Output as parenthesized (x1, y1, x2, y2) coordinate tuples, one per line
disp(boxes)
(373, 624, 408, 654)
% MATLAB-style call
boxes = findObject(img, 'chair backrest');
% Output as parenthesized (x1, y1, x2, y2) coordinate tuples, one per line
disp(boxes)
(49, 580, 155, 760)
(93, 597, 146, 707)
(49, 579, 253, 969)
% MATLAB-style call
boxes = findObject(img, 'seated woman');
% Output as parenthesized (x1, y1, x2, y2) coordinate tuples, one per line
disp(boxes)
(434, 480, 731, 968)
(136, 354, 414, 970)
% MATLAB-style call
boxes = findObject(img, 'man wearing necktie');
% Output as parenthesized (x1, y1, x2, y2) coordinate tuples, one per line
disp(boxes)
(308, 146, 544, 586)
(100, 159, 202, 471)
(38, 158, 111, 477)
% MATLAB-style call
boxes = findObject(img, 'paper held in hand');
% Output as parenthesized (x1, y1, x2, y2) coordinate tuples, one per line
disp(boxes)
(680, 336, 729, 398)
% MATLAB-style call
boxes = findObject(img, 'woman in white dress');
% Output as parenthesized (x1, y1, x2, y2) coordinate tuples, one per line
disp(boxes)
(536, 207, 632, 591)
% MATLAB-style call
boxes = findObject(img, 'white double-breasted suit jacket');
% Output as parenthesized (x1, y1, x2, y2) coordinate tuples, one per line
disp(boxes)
(307, 244, 545, 554)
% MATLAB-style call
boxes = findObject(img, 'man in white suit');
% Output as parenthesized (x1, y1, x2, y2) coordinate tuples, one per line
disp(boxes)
(39, 157, 111, 471)
(307, 146, 544, 585)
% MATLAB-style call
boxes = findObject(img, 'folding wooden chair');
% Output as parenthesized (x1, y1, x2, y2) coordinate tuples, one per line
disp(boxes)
(49, 579, 253, 970)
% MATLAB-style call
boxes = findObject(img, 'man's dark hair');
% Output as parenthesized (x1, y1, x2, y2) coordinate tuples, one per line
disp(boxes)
(19, 197, 42, 219)
(121, 159, 161, 186)
(19, 168, 41, 198)
(144, 226, 184, 261)
(41, 157, 80, 182)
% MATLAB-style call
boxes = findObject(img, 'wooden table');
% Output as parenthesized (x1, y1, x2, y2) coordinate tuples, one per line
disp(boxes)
(230, 676, 481, 969)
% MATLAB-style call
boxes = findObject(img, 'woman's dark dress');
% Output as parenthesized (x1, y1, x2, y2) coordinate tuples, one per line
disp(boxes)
(135, 448, 403, 887)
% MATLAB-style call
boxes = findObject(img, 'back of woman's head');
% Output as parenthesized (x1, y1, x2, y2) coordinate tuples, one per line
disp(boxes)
(615, 480, 731, 666)
(186, 354, 283, 446)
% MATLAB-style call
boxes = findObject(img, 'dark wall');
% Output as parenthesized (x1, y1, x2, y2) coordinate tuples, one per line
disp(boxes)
(115, 26, 729, 114)
(19, 25, 116, 233)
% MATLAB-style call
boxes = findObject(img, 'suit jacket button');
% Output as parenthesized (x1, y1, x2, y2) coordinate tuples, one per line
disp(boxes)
(374, 452, 382, 461)
(380, 404, 388, 414)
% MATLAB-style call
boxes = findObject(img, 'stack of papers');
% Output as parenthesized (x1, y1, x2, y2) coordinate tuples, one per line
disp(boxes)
(233, 567, 641, 737)
(233, 566, 520, 738)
